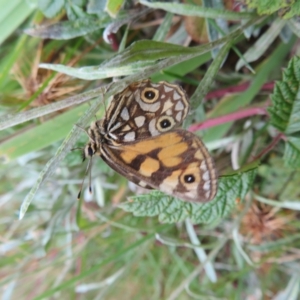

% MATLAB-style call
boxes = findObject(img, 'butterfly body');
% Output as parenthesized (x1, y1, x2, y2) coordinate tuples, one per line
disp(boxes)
(84, 80, 217, 202)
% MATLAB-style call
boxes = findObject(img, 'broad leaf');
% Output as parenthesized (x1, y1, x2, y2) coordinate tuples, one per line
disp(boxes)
(120, 167, 257, 224)
(268, 56, 300, 168)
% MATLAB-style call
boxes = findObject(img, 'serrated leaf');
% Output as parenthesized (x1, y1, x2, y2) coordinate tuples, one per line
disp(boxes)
(284, 137, 300, 168)
(120, 167, 256, 224)
(268, 56, 300, 168)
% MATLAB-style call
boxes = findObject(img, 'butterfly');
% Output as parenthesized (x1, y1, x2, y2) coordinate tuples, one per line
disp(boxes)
(83, 80, 217, 202)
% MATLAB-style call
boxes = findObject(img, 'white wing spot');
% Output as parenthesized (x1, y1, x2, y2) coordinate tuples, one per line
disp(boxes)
(164, 85, 173, 93)
(175, 101, 184, 111)
(161, 94, 166, 99)
(149, 118, 159, 136)
(121, 107, 129, 121)
(137, 96, 160, 112)
(139, 181, 148, 187)
(203, 171, 210, 181)
(108, 132, 118, 140)
(109, 122, 122, 132)
(173, 91, 181, 100)
(176, 111, 182, 121)
(124, 131, 135, 142)
(203, 180, 211, 191)
(205, 191, 211, 199)
(185, 191, 195, 199)
(166, 108, 172, 116)
(122, 125, 131, 131)
(200, 161, 207, 171)
(159, 181, 175, 195)
(134, 116, 146, 128)
(162, 98, 173, 112)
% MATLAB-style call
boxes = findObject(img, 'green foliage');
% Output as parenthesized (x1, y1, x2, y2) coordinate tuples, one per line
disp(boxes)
(245, 0, 300, 19)
(268, 56, 300, 168)
(258, 156, 300, 200)
(120, 167, 257, 224)
(38, 40, 221, 79)
(25, 16, 107, 39)
(140, 0, 255, 20)
(38, 0, 65, 18)
(105, 0, 125, 17)
(0, 0, 36, 45)
(2, 1, 300, 299)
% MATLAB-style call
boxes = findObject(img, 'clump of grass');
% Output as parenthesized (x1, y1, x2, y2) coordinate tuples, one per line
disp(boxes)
(1, 1, 300, 299)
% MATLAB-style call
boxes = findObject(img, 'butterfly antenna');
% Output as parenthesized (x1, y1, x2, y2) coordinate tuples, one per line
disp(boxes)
(103, 96, 107, 115)
(77, 156, 93, 200)
(74, 123, 96, 142)
(88, 155, 93, 194)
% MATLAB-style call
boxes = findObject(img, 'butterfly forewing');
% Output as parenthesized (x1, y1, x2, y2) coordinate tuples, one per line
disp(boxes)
(102, 80, 189, 143)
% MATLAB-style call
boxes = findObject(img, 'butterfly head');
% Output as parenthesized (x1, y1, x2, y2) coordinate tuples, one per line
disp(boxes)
(82, 143, 96, 161)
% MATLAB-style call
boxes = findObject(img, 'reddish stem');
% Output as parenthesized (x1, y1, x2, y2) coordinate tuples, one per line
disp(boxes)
(189, 107, 268, 132)
(252, 133, 285, 160)
(205, 82, 274, 100)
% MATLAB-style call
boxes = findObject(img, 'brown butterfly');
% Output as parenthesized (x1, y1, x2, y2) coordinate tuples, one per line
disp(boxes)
(83, 80, 217, 202)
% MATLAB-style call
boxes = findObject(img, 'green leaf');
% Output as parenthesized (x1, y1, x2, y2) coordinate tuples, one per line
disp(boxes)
(284, 137, 300, 168)
(25, 8, 146, 39)
(236, 19, 287, 70)
(283, 1, 300, 19)
(24, 16, 108, 39)
(268, 57, 300, 133)
(204, 37, 295, 143)
(152, 11, 173, 42)
(38, 0, 65, 18)
(39, 40, 212, 79)
(268, 56, 300, 168)
(257, 156, 300, 200)
(0, 104, 90, 162)
(140, 0, 255, 21)
(245, 0, 300, 19)
(0, 0, 36, 45)
(87, 0, 106, 13)
(38, 18, 262, 80)
(120, 166, 257, 224)
(105, 0, 125, 17)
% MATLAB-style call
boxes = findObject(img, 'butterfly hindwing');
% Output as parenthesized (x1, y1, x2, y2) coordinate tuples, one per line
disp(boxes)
(99, 130, 217, 202)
